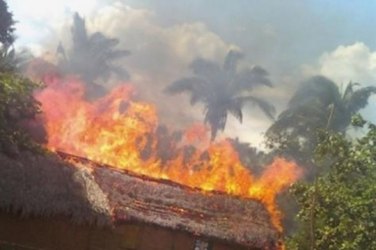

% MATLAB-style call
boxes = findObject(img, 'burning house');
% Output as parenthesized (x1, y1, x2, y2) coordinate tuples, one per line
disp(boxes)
(1, 150, 281, 250)
(0, 75, 301, 250)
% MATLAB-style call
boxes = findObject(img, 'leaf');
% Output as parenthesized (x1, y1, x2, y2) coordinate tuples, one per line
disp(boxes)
(228, 99, 243, 123)
(347, 86, 376, 114)
(164, 77, 206, 94)
(234, 66, 272, 92)
(241, 95, 276, 120)
(190, 58, 222, 79)
(223, 49, 243, 76)
(166, 52, 274, 139)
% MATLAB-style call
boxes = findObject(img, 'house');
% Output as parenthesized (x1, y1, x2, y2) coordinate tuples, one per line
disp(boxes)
(0, 151, 281, 250)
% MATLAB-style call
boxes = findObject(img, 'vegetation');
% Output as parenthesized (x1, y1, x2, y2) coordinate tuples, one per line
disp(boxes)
(266, 76, 376, 176)
(287, 115, 376, 250)
(0, 1, 42, 155)
(57, 13, 130, 86)
(0, 0, 15, 47)
(166, 50, 275, 140)
(265, 76, 376, 249)
(1, 2, 375, 249)
(0, 73, 42, 155)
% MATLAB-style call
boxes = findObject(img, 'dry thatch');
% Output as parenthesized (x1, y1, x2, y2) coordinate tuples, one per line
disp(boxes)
(0, 151, 111, 225)
(0, 151, 280, 248)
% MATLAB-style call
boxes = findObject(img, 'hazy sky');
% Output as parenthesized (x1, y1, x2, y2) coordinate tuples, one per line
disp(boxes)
(8, 0, 376, 147)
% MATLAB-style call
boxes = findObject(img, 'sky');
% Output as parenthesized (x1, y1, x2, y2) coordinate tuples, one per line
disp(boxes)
(7, 0, 376, 147)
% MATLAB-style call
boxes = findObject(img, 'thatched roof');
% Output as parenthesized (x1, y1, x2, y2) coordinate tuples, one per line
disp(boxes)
(0, 151, 111, 225)
(0, 151, 280, 249)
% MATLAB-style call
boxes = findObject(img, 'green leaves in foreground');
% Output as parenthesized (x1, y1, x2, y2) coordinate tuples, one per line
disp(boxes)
(0, 73, 42, 154)
(287, 116, 376, 250)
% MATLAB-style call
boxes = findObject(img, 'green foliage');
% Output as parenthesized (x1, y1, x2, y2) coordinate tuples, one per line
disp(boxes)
(0, 0, 15, 47)
(0, 46, 31, 73)
(0, 73, 42, 154)
(287, 117, 376, 250)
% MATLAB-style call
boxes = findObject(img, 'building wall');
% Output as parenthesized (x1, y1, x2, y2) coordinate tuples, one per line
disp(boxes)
(0, 213, 252, 250)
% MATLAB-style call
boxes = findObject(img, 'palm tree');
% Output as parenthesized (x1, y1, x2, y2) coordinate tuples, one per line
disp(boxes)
(268, 75, 376, 135)
(165, 50, 275, 140)
(58, 13, 130, 85)
(0, 46, 31, 73)
(266, 75, 376, 172)
(0, 0, 15, 48)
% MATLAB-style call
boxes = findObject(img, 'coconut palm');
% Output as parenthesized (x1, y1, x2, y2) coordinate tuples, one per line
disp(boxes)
(165, 50, 275, 140)
(268, 76, 376, 137)
(266, 75, 376, 172)
(58, 13, 130, 84)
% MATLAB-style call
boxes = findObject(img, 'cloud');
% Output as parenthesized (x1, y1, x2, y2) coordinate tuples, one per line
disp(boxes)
(318, 42, 376, 84)
(12, 1, 278, 146)
(83, 3, 239, 129)
(82, 2, 279, 146)
(9, 0, 101, 50)
(88, 3, 234, 78)
(303, 42, 376, 123)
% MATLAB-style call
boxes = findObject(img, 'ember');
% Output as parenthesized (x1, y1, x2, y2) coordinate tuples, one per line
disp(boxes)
(35, 76, 302, 233)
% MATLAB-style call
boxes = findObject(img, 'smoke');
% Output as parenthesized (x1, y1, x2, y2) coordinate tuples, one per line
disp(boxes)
(85, 3, 238, 128)
(9, 0, 376, 148)
(22, 2, 258, 139)
(7, 1, 301, 147)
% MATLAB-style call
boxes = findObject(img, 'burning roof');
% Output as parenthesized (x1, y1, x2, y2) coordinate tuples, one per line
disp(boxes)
(65, 152, 281, 248)
(0, 151, 280, 248)
(34, 76, 301, 233)
(0, 151, 110, 225)
(0, 71, 302, 249)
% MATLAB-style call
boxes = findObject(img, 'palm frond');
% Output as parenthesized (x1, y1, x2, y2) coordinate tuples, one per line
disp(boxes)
(234, 66, 272, 91)
(347, 85, 376, 113)
(223, 50, 243, 76)
(0, 47, 30, 73)
(289, 76, 341, 108)
(164, 77, 206, 94)
(228, 101, 243, 123)
(111, 65, 130, 80)
(167, 51, 274, 140)
(89, 32, 119, 48)
(106, 50, 131, 60)
(240, 95, 276, 120)
(342, 81, 359, 101)
(189, 91, 202, 105)
(190, 58, 222, 80)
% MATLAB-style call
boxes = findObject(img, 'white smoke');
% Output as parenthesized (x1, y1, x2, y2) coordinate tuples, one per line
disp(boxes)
(8, 0, 308, 147)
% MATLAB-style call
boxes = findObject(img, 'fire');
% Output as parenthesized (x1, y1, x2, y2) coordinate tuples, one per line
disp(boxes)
(35, 76, 301, 233)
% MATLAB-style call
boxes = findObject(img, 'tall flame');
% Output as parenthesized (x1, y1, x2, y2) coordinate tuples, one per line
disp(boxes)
(35, 76, 301, 233)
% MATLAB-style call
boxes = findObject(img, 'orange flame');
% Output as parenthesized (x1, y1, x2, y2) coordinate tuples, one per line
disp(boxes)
(35, 76, 301, 232)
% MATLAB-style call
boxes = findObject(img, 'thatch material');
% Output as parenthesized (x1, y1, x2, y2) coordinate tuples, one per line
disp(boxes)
(61, 152, 280, 248)
(0, 151, 111, 225)
(0, 151, 280, 249)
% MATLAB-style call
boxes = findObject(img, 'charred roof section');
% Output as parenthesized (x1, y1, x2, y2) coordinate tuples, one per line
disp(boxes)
(0, 151, 280, 249)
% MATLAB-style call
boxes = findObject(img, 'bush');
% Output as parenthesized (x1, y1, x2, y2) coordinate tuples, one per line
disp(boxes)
(0, 73, 42, 155)
(287, 117, 376, 250)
